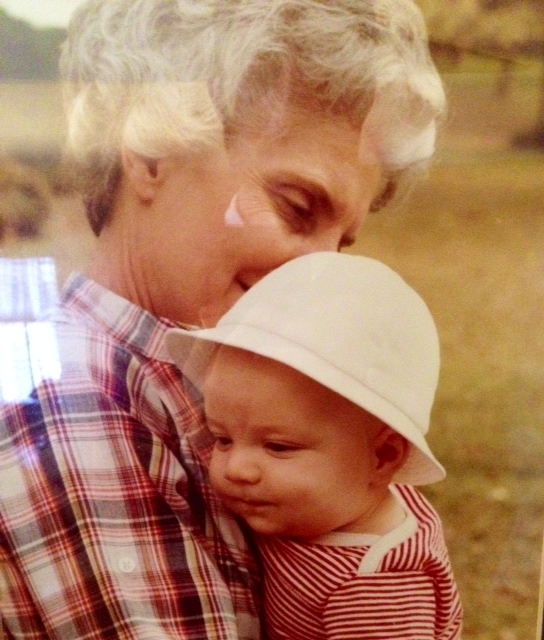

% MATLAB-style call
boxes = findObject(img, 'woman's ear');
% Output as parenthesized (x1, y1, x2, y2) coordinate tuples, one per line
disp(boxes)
(371, 428, 410, 486)
(121, 148, 163, 202)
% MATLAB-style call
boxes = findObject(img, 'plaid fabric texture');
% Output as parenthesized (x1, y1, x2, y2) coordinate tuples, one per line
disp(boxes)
(0, 273, 262, 640)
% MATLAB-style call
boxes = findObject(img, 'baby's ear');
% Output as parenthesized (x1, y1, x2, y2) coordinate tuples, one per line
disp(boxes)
(372, 428, 409, 486)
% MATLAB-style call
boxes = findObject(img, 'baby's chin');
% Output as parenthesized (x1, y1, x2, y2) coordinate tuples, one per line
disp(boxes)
(234, 513, 294, 538)
(216, 494, 334, 538)
(242, 515, 328, 540)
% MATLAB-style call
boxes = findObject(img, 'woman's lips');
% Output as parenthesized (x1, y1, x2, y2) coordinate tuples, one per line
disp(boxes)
(237, 279, 250, 293)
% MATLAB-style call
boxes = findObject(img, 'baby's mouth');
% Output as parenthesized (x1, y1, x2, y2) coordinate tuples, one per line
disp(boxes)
(224, 494, 273, 509)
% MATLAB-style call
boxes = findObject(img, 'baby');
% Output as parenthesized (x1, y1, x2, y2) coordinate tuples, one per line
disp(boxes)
(167, 252, 463, 640)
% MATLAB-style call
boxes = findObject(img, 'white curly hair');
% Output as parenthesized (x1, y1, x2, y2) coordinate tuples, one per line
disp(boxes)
(60, 0, 446, 235)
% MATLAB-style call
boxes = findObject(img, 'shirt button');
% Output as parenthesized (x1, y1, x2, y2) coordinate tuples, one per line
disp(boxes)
(118, 557, 136, 573)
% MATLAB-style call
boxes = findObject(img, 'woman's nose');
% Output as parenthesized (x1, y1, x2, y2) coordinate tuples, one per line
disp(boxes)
(240, 230, 346, 289)
(309, 229, 347, 253)
(223, 448, 261, 484)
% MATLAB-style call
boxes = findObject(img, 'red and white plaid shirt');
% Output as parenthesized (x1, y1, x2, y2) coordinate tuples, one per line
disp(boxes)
(0, 273, 262, 640)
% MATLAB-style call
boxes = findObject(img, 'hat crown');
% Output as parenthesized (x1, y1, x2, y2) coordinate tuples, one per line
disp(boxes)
(217, 252, 440, 436)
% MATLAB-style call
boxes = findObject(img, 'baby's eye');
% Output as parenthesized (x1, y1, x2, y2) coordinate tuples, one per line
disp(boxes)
(264, 441, 300, 454)
(212, 435, 233, 450)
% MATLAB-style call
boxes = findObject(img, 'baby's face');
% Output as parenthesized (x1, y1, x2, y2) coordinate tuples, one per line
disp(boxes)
(203, 345, 385, 538)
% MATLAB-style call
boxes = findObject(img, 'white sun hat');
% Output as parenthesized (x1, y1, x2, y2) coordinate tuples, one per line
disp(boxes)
(166, 252, 445, 485)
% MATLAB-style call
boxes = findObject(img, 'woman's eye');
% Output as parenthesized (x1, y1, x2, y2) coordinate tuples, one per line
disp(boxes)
(289, 201, 313, 222)
(273, 191, 316, 233)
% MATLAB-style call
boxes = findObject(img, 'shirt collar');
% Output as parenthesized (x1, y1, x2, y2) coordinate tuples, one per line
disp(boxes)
(60, 272, 180, 364)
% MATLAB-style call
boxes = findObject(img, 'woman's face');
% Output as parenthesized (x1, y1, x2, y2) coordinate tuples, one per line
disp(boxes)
(128, 103, 384, 326)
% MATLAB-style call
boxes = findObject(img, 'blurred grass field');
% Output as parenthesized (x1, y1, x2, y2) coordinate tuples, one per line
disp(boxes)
(353, 151, 544, 640)
(1, 58, 544, 639)
(351, 60, 544, 639)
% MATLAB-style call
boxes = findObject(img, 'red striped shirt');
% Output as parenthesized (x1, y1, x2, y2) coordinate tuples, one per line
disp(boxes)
(259, 485, 462, 639)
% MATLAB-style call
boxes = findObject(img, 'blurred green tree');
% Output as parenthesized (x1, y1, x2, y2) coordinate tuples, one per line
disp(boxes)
(0, 9, 65, 81)
(419, 0, 544, 147)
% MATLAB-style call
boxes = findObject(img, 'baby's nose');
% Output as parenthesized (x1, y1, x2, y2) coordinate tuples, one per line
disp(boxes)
(223, 447, 261, 484)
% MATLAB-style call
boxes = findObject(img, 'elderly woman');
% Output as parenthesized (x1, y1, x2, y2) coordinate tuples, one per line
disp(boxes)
(0, 1, 445, 639)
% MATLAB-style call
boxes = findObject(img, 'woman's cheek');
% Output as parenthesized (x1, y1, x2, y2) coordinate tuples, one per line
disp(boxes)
(235, 186, 283, 229)
(223, 195, 245, 227)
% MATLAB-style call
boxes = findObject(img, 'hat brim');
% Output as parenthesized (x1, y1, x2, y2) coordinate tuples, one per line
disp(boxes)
(166, 324, 445, 486)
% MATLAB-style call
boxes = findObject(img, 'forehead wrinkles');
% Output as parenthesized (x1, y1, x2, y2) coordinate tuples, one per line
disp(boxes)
(231, 57, 374, 138)
(230, 75, 369, 147)
(235, 115, 377, 211)
(227, 98, 382, 218)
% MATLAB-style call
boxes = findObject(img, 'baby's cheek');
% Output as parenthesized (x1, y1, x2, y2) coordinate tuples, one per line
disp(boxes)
(208, 451, 223, 490)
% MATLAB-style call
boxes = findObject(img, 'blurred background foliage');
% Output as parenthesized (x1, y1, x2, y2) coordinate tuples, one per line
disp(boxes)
(0, 8, 65, 80)
(422, 0, 544, 57)
(420, 0, 544, 148)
